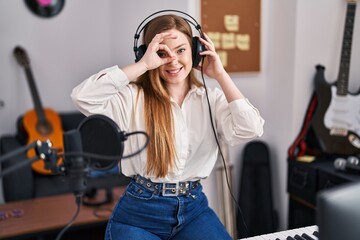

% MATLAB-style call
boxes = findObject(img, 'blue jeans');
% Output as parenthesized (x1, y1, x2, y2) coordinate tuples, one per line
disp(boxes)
(105, 179, 232, 240)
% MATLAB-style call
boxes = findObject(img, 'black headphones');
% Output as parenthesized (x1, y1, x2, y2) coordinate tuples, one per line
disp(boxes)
(133, 9, 205, 68)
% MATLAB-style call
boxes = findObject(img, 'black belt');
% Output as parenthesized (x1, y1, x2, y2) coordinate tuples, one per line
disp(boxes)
(133, 175, 200, 196)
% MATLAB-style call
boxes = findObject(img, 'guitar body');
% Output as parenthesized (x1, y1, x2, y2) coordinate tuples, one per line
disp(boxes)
(23, 108, 64, 174)
(325, 87, 360, 142)
(311, 65, 360, 155)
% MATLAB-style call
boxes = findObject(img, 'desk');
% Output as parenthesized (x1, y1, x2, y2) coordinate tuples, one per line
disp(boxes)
(287, 158, 360, 228)
(0, 187, 124, 239)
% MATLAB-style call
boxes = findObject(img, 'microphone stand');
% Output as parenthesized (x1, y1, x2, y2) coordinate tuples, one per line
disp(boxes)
(0, 131, 90, 240)
(0, 139, 59, 178)
(0, 114, 150, 239)
(0, 131, 89, 193)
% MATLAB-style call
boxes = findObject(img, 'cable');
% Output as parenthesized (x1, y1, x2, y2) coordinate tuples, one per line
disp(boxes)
(121, 131, 150, 158)
(199, 57, 249, 237)
(55, 193, 83, 240)
(57, 130, 149, 161)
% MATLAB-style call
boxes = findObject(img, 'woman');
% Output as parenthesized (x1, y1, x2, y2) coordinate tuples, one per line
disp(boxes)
(71, 13, 264, 240)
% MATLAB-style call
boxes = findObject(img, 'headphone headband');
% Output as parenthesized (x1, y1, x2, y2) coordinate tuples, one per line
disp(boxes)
(134, 9, 203, 42)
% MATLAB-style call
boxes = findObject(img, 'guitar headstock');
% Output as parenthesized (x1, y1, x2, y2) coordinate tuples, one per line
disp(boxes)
(13, 46, 30, 68)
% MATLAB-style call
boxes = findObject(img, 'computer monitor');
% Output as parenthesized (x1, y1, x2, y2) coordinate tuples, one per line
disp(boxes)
(317, 181, 360, 240)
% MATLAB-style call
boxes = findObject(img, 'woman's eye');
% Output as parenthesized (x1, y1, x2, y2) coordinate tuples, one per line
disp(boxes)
(177, 48, 185, 54)
(157, 51, 167, 58)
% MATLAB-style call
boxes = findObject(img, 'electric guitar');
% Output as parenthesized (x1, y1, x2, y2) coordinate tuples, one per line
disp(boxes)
(310, 0, 360, 155)
(13, 46, 64, 174)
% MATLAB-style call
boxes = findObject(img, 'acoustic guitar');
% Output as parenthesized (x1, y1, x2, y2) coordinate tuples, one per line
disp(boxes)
(310, 0, 360, 155)
(13, 46, 63, 174)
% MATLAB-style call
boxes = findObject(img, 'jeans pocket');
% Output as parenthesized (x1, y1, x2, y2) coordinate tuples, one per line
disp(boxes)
(125, 181, 154, 200)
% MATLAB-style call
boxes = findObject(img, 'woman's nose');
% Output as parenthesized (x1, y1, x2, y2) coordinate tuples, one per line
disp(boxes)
(169, 54, 179, 65)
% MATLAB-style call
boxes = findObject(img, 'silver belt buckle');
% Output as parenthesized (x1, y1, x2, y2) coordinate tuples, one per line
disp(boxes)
(162, 182, 179, 196)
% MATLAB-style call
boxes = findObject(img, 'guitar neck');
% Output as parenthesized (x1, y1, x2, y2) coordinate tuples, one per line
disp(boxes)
(24, 66, 47, 124)
(337, 2, 357, 96)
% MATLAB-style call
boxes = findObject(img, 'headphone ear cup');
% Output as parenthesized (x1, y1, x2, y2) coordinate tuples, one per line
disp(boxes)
(135, 44, 147, 62)
(192, 36, 205, 68)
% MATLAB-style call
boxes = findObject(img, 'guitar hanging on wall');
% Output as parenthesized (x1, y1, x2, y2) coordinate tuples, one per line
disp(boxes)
(310, 0, 360, 156)
(13, 46, 64, 174)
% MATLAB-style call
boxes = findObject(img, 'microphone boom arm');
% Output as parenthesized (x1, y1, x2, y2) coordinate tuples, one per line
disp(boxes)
(0, 140, 59, 178)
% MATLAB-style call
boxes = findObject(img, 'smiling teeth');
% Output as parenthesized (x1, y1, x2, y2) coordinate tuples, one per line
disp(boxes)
(168, 69, 180, 74)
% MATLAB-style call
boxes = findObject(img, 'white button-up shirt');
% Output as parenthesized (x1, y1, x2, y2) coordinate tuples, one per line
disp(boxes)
(71, 66, 264, 183)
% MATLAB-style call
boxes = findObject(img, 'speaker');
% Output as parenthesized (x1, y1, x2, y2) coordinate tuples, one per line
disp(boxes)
(133, 9, 205, 68)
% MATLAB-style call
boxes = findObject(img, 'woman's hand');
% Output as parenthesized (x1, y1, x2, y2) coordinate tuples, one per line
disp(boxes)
(196, 32, 227, 80)
(122, 32, 177, 81)
(138, 32, 177, 70)
(196, 32, 245, 102)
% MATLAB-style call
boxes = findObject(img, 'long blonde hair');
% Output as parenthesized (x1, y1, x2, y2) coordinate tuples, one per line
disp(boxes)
(133, 14, 203, 178)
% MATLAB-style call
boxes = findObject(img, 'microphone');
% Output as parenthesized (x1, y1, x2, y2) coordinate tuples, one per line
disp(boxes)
(334, 156, 360, 174)
(62, 129, 88, 195)
(0, 114, 149, 184)
(67, 114, 149, 206)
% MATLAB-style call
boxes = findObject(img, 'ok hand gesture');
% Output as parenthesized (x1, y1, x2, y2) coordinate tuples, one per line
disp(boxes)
(138, 32, 177, 70)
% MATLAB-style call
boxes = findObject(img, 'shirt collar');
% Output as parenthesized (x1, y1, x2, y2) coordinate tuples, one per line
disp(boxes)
(189, 84, 206, 96)
(169, 84, 206, 104)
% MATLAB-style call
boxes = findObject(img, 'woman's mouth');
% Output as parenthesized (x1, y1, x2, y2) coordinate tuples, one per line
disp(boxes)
(166, 67, 182, 75)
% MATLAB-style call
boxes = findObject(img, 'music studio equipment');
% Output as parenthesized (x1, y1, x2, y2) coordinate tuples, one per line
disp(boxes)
(241, 181, 360, 239)
(309, 0, 360, 156)
(59, 114, 149, 194)
(287, 91, 322, 160)
(238, 141, 277, 238)
(77, 114, 125, 171)
(239, 225, 319, 240)
(133, 9, 206, 68)
(0, 114, 149, 191)
(0, 114, 149, 240)
(62, 130, 87, 195)
(334, 155, 360, 174)
(317, 182, 360, 240)
(13, 46, 64, 175)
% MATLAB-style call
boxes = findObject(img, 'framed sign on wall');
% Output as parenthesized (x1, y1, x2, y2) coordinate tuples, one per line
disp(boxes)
(201, 0, 261, 73)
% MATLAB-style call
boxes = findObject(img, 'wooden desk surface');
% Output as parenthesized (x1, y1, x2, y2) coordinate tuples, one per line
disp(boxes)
(0, 187, 124, 239)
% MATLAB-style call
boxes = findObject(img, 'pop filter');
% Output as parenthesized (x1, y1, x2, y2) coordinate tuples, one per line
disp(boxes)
(78, 114, 125, 171)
